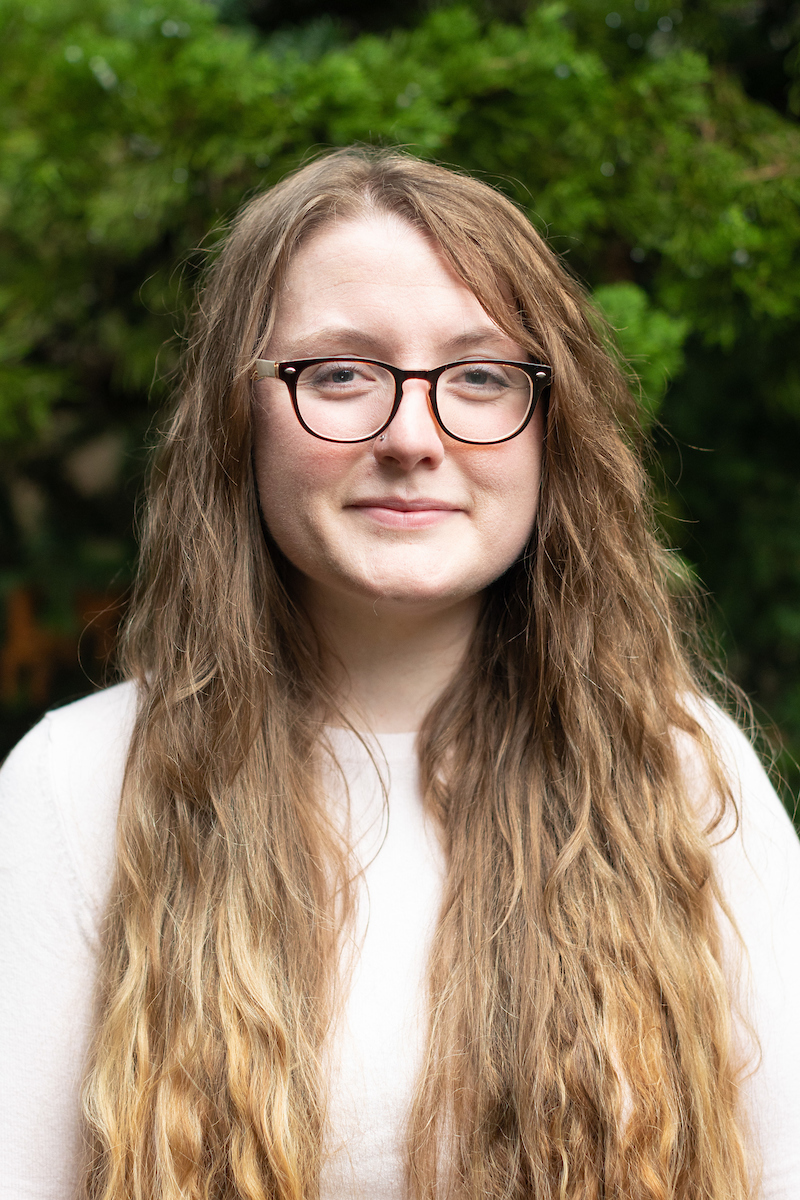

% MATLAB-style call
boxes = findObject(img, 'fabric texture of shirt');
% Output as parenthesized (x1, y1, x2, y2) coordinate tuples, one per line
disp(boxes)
(1, 682, 798, 1198)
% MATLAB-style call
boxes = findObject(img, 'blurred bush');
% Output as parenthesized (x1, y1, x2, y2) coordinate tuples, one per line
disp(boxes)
(1, 0, 798, 813)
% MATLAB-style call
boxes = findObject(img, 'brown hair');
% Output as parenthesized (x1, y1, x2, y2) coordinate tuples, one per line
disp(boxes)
(83, 147, 752, 1199)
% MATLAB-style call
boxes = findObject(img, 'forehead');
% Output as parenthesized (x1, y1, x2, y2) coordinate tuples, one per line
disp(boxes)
(267, 213, 521, 363)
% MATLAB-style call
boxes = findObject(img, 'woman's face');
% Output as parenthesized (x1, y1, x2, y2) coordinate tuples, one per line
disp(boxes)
(252, 213, 544, 620)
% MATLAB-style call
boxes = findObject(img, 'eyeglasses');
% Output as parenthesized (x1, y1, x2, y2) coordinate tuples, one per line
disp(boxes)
(252, 357, 552, 445)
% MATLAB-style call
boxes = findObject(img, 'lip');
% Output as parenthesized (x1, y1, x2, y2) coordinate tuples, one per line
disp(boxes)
(348, 496, 463, 529)
(350, 496, 462, 511)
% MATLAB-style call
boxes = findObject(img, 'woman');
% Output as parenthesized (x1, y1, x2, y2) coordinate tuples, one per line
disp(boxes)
(1, 148, 798, 1200)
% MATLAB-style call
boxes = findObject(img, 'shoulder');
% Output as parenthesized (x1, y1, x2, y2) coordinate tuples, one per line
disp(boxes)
(0, 683, 139, 1198)
(0, 681, 139, 919)
(677, 701, 800, 1193)
(678, 699, 800, 941)
(676, 697, 798, 859)
(674, 697, 800, 1009)
(38, 678, 138, 781)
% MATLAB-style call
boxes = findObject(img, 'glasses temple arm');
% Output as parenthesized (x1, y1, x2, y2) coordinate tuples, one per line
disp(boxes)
(253, 360, 277, 379)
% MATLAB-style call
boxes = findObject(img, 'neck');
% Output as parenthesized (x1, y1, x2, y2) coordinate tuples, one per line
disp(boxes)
(303, 586, 480, 734)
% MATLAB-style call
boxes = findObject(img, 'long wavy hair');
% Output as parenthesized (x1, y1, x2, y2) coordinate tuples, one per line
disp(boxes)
(82, 148, 753, 1199)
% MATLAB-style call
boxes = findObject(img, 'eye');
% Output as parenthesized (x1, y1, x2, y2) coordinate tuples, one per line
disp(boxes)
(303, 360, 382, 392)
(461, 367, 507, 387)
(330, 367, 356, 384)
(443, 362, 520, 400)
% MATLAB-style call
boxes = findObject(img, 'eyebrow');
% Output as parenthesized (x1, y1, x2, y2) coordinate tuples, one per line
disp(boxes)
(278, 325, 520, 361)
(443, 328, 518, 355)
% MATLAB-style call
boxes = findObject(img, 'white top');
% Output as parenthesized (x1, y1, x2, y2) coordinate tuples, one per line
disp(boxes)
(0, 682, 798, 1198)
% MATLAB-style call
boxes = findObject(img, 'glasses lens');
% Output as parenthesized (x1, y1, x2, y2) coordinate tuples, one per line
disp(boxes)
(436, 363, 534, 443)
(295, 360, 395, 441)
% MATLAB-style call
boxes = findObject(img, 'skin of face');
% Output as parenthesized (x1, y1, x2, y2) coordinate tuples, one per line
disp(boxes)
(252, 212, 544, 628)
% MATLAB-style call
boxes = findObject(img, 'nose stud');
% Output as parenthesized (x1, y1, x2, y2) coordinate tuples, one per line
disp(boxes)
(378, 434, 386, 442)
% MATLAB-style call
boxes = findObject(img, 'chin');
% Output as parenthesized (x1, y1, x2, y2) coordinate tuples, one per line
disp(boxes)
(354, 574, 481, 611)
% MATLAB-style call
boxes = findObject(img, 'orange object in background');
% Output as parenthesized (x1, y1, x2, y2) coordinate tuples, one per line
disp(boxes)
(75, 590, 126, 667)
(0, 586, 125, 707)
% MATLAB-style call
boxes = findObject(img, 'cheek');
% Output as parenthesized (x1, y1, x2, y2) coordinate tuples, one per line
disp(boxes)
(477, 421, 543, 554)
(482, 482, 539, 573)
(252, 393, 352, 552)
(252, 393, 313, 548)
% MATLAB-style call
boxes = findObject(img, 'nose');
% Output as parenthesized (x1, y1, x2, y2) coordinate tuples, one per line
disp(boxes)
(373, 379, 445, 469)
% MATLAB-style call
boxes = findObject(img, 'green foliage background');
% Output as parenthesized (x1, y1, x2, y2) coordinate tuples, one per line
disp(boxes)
(1, 0, 799, 817)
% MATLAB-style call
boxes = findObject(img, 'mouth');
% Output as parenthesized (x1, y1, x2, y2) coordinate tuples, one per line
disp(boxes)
(348, 496, 463, 528)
